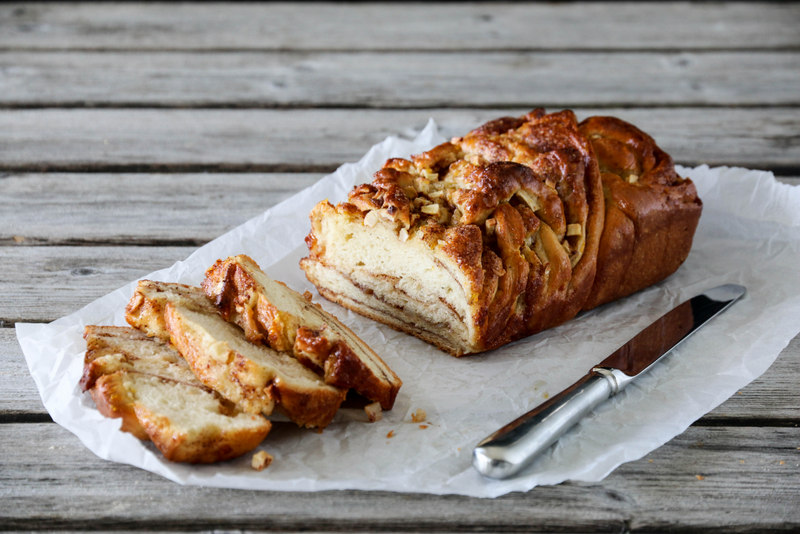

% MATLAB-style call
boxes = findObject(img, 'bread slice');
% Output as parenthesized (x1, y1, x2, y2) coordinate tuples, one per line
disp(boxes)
(125, 280, 347, 428)
(202, 255, 402, 410)
(81, 325, 271, 463)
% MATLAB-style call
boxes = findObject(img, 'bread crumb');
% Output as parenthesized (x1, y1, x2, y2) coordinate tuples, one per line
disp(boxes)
(779, 460, 785, 465)
(411, 409, 427, 423)
(648, 459, 654, 463)
(543, 392, 550, 399)
(251, 450, 273, 471)
(386, 430, 395, 438)
(302, 290, 314, 301)
(695, 474, 705, 481)
(12, 235, 25, 244)
(739, 459, 745, 464)
(419, 424, 428, 429)
(364, 401, 383, 422)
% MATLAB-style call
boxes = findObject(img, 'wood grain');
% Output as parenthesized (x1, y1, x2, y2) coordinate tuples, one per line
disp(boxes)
(1, 422, 797, 531)
(1, 108, 799, 172)
(0, 246, 194, 323)
(0, 328, 44, 416)
(3, 51, 799, 107)
(2, 2, 799, 51)
(0, 173, 322, 245)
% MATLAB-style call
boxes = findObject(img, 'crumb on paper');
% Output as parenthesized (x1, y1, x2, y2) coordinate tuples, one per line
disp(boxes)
(648, 459, 654, 463)
(739, 459, 745, 464)
(779, 460, 785, 465)
(411, 409, 427, 423)
(543, 392, 550, 399)
(251, 450, 273, 471)
(302, 290, 313, 301)
(419, 424, 428, 429)
(364, 401, 382, 422)
(695, 474, 705, 481)
(386, 430, 395, 439)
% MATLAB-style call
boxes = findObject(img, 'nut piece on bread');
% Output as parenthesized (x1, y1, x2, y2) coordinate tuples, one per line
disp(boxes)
(81, 325, 271, 463)
(300, 109, 701, 356)
(126, 280, 347, 428)
(203, 255, 402, 410)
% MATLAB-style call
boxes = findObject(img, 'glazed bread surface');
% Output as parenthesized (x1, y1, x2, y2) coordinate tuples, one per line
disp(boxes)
(578, 116, 702, 308)
(301, 109, 701, 356)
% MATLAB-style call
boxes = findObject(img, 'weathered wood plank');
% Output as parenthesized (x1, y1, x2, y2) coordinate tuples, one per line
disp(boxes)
(2, 2, 799, 51)
(0, 246, 194, 324)
(3, 51, 799, 107)
(0, 328, 44, 415)
(3, 324, 798, 422)
(1, 422, 797, 531)
(1, 108, 798, 172)
(0, 173, 322, 245)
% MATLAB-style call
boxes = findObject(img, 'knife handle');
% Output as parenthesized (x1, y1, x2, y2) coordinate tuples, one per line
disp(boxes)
(472, 369, 625, 479)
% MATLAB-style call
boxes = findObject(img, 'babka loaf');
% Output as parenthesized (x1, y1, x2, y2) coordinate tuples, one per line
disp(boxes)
(300, 109, 702, 356)
(202, 255, 402, 410)
(81, 325, 271, 463)
(126, 280, 347, 428)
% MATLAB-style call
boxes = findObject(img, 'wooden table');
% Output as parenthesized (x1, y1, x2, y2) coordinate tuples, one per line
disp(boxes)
(2, 2, 798, 531)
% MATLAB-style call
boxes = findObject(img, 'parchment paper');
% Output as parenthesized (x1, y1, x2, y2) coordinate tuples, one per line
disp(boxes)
(16, 121, 800, 497)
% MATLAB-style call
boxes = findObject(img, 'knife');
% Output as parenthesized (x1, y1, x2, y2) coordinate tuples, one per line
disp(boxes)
(472, 283, 746, 479)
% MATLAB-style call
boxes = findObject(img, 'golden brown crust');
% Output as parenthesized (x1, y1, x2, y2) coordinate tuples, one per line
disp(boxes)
(90, 374, 149, 440)
(578, 116, 702, 309)
(302, 109, 701, 355)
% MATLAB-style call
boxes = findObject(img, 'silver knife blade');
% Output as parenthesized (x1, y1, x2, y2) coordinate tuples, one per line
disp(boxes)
(472, 283, 746, 479)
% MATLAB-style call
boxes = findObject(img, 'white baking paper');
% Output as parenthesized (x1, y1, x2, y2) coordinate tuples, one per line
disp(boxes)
(16, 121, 800, 498)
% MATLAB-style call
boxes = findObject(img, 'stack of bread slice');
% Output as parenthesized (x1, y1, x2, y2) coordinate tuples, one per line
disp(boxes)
(80, 255, 401, 464)
(81, 325, 271, 463)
